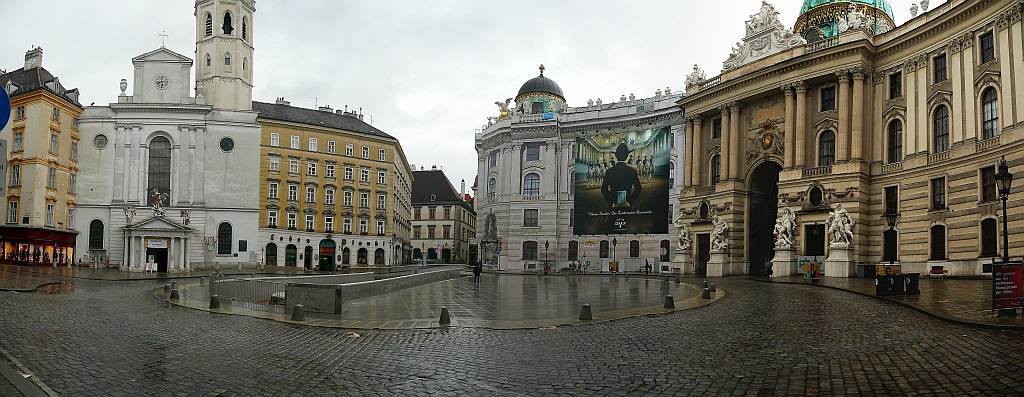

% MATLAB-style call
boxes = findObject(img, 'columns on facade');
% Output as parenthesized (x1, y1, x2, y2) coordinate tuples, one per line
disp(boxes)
(794, 82, 807, 168)
(783, 85, 795, 168)
(692, 116, 703, 186)
(851, 67, 865, 161)
(183, 238, 190, 271)
(728, 102, 741, 180)
(836, 71, 851, 163)
(684, 119, 694, 187)
(718, 105, 731, 181)
(122, 234, 129, 270)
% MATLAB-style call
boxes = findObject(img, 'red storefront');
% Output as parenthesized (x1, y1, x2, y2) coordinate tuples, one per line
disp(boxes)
(0, 226, 78, 267)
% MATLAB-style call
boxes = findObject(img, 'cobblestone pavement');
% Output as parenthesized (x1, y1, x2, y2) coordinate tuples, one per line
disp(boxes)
(2, 278, 1023, 396)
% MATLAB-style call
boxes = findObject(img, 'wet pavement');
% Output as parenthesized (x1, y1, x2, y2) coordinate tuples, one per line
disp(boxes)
(1, 277, 1023, 395)
(172, 274, 718, 329)
(761, 276, 1024, 328)
(0, 265, 70, 292)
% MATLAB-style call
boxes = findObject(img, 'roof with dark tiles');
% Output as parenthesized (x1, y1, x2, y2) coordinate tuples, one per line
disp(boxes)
(412, 169, 473, 212)
(1, 66, 82, 107)
(253, 101, 394, 139)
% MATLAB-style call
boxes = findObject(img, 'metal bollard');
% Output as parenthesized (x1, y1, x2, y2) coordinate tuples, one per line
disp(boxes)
(675, 275, 681, 285)
(200, 277, 206, 285)
(709, 282, 716, 293)
(163, 284, 170, 293)
(702, 280, 709, 290)
(664, 295, 675, 309)
(169, 288, 180, 300)
(171, 281, 178, 290)
(439, 306, 451, 326)
(291, 304, 305, 321)
(209, 294, 221, 309)
(702, 288, 711, 299)
(579, 303, 593, 321)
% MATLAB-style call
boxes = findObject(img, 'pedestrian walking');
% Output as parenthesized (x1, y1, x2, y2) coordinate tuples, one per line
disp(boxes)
(473, 261, 482, 283)
(644, 259, 651, 276)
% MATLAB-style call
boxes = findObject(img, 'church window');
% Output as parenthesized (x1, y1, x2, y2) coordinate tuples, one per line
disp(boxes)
(147, 137, 172, 205)
(7, 202, 17, 224)
(224, 52, 231, 66)
(887, 120, 902, 163)
(305, 215, 314, 231)
(344, 167, 353, 180)
(217, 222, 232, 254)
(933, 105, 950, 153)
(981, 87, 999, 139)
(325, 188, 334, 205)
(288, 158, 298, 174)
(629, 240, 640, 258)
(378, 171, 386, 185)
(290, 135, 299, 149)
(270, 133, 279, 147)
(361, 146, 369, 159)
(219, 137, 234, 152)
(204, 13, 213, 36)
(287, 213, 296, 229)
(307, 161, 316, 176)
(930, 225, 947, 260)
(326, 163, 335, 178)
(525, 144, 540, 161)
(222, 12, 234, 35)
(818, 130, 835, 167)
(268, 182, 278, 199)
(308, 138, 317, 152)
(522, 173, 540, 196)
(306, 186, 315, 203)
(820, 86, 835, 111)
(287, 184, 297, 201)
(487, 178, 496, 200)
(268, 156, 279, 172)
(710, 155, 721, 185)
(93, 134, 107, 150)
(327, 141, 335, 154)
(378, 148, 386, 161)
(979, 31, 994, 63)
(88, 219, 103, 250)
(242, 16, 248, 40)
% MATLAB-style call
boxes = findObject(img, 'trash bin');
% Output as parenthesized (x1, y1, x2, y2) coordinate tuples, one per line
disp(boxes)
(856, 264, 874, 278)
(875, 274, 906, 296)
(903, 273, 920, 295)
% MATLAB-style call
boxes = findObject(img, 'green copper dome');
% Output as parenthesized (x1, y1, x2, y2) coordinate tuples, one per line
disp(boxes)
(801, 0, 894, 20)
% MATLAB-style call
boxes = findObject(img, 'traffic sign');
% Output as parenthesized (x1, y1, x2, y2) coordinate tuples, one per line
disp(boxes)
(0, 86, 10, 131)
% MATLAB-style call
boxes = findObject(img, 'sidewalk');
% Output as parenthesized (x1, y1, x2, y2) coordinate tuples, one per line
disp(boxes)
(756, 275, 1024, 329)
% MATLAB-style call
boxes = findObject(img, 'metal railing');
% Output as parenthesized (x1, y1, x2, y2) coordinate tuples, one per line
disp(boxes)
(209, 275, 287, 314)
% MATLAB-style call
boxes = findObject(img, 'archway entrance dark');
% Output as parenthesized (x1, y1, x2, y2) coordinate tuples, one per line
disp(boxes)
(747, 161, 782, 276)
(318, 239, 336, 271)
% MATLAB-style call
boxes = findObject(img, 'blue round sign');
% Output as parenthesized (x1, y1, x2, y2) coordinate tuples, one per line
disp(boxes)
(0, 87, 10, 131)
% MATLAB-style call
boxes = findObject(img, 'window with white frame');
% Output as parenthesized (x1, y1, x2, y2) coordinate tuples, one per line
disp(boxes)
(287, 184, 298, 201)
(305, 215, 315, 231)
(360, 192, 369, 207)
(288, 158, 299, 173)
(10, 165, 20, 186)
(306, 186, 315, 203)
(308, 138, 317, 152)
(268, 182, 278, 199)
(325, 188, 335, 204)
(46, 204, 54, 227)
(307, 161, 317, 176)
(377, 220, 385, 235)
(13, 133, 22, 151)
(346, 144, 354, 156)
(6, 202, 17, 224)
(361, 146, 369, 159)
(378, 148, 386, 161)
(66, 208, 74, 229)
(360, 169, 369, 182)
(344, 190, 352, 206)
(377, 194, 386, 210)
(327, 141, 336, 154)
(343, 217, 352, 233)
(359, 219, 368, 234)
(325, 216, 334, 232)
(290, 135, 299, 149)
(326, 163, 335, 178)
(70, 174, 77, 193)
(378, 171, 386, 184)
(287, 212, 297, 229)
(269, 156, 279, 171)
(71, 142, 78, 161)
(268, 210, 278, 227)
(47, 167, 56, 188)
(344, 167, 353, 180)
(270, 133, 279, 147)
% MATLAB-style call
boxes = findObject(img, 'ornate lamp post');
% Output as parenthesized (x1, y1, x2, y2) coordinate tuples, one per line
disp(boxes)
(995, 156, 1014, 263)
(544, 240, 550, 274)
(883, 208, 900, 267)
(612, 237, 618, 272)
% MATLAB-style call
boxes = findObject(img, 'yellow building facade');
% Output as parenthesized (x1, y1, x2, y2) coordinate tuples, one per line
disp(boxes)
(0, 48, 82, 266)
(255, 99, 413, 270)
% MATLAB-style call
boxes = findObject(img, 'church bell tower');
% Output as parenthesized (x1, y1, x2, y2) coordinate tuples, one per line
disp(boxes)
(194, 0, 254, 111)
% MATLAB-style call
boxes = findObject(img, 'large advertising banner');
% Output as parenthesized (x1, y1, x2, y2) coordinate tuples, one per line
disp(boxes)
(574, 127, 671, 235)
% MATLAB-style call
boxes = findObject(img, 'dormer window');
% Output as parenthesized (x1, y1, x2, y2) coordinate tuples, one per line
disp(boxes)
(222, 12, 234, 35)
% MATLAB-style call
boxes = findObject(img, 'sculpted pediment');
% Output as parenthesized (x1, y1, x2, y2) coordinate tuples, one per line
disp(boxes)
(126, 215, 193, 232)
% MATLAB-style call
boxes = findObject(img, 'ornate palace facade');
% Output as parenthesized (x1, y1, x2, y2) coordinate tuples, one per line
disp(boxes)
(679, 0, 1024, 277)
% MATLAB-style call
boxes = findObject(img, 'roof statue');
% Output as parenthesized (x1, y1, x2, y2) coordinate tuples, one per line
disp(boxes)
(722, 1, 807, 73)
(684, 64, 706, 94)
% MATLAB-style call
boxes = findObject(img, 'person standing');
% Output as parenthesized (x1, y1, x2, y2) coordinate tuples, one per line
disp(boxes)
(645, 259, 651, 276)
(473, 261, 482, 283)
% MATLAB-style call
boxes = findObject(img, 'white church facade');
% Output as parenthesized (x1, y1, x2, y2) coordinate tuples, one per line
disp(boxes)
(74, 0, 261, 272)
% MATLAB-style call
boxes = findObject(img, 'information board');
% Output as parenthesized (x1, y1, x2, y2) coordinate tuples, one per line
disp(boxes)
(992, 261, 1023, 312)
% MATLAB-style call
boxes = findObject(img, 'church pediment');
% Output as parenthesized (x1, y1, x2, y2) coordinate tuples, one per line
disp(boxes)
(132, 47, 193, 65)
(126, 215, 193, 232)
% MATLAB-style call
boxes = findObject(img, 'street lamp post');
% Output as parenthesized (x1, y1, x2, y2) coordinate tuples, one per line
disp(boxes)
(544, 240, 550, 275)
(995, 156, 1014, 263)
(612, 237, 618, 273)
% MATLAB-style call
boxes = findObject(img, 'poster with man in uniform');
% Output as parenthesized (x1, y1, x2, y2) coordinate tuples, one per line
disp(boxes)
(573, 127, 670, 235)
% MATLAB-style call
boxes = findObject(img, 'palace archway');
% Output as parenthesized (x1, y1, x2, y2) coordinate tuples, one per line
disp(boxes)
(747, 161, 781, 276)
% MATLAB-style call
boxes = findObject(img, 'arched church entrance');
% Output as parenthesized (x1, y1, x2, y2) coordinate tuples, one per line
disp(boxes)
(747, 161, 782, 276)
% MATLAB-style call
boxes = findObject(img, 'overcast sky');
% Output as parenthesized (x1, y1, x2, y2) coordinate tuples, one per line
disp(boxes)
(1, 0, 922, 193)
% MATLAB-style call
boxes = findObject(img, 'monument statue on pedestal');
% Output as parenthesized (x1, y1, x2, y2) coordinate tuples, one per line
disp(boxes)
(826, 204, 854, 246)
(711, 215, 729, 252)
(773, 205, 797, 248)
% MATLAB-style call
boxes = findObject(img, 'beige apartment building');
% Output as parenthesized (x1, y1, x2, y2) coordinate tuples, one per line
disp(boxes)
(679, 0, 1024, 277)
(0, 48, 82, 266)
(411, 167, 476, 264)
(256, 99, 413, 270)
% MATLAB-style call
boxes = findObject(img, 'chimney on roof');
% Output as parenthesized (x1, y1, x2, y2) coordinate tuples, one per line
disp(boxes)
(275, 97, 290, 105)
(461, 179, 465, 196)
(431, 165, 437, 170)
(24, 47, 43, 69)
(318, 105, 333, 112)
